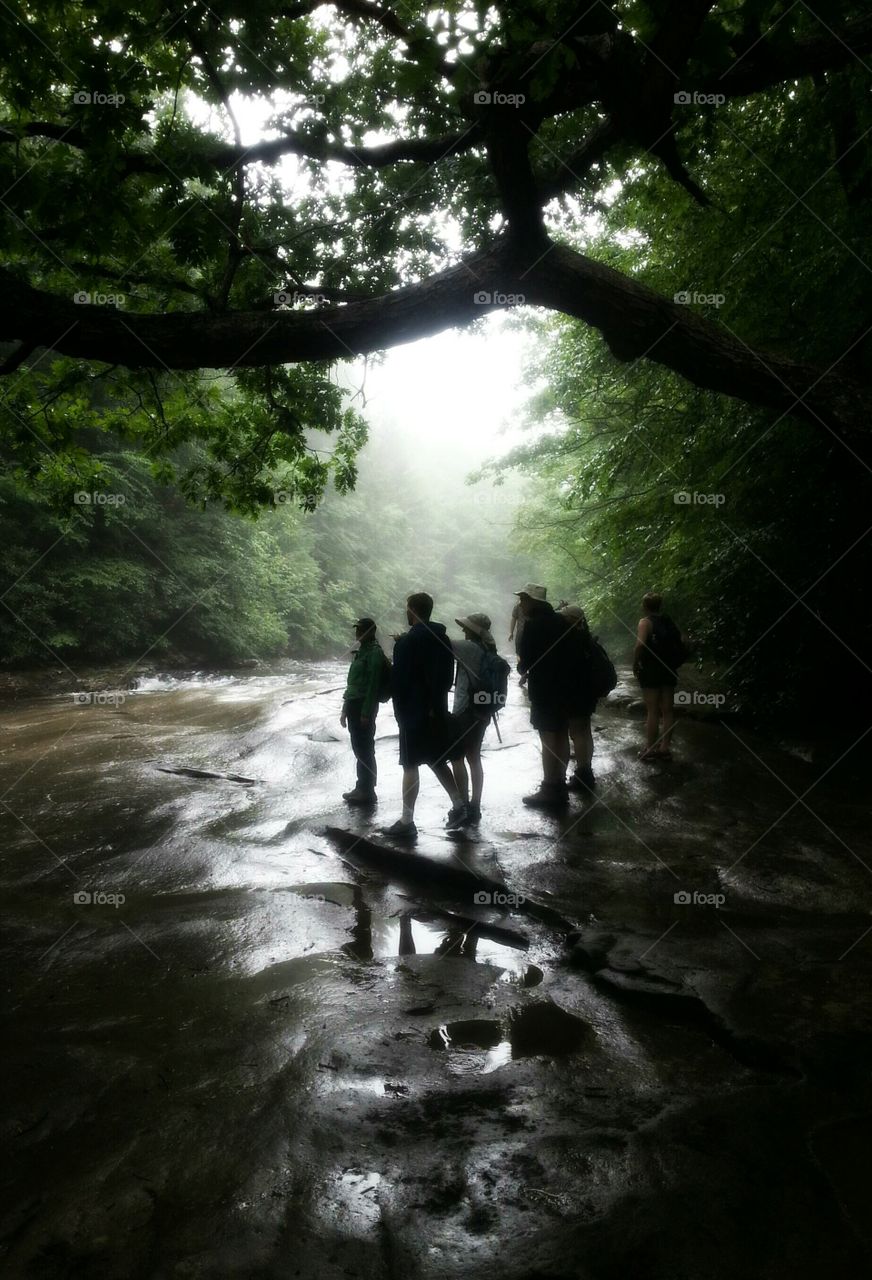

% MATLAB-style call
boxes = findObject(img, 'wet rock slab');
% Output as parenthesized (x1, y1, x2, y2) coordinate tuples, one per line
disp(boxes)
(4, 662, 872, 1277)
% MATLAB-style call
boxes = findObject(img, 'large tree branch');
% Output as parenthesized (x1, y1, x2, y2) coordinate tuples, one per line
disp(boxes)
(3, 242, 870, 445)
(0, 121, 479, 174)
(698, 16, 872, 98)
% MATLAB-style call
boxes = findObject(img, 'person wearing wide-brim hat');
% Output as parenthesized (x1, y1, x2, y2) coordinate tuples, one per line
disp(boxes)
(448, 612, 503, 826)
(510, 585, 546, 689)
(516, 586, 587, 809)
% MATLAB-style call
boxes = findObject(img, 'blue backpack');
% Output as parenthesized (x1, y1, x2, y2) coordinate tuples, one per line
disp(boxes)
(471, 649, 511, 716)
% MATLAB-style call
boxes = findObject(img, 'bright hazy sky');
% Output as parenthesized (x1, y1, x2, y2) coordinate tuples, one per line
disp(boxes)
(188, 92, 542, 473)
(352, 317, 534, 471)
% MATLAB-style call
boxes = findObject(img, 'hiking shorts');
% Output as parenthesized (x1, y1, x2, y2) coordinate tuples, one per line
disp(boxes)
(398, 714, 466, 768)
(530, 701, 595, 733)
(451, 708, 488, 753)
(636, 665, 678, 690)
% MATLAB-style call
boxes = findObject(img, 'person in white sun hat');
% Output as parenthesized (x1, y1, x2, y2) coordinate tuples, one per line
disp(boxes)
(449, 612, 509, 826)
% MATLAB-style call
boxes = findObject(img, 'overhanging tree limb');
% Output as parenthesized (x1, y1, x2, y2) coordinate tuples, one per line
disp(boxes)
(700, 16, 872, 98)
(0, 122, 480, 173)
(3, 242, 870, 442)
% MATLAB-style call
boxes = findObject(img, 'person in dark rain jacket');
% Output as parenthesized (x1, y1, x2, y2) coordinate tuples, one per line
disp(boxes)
(340, 617, 384, 805)
(516, 585, 590, 809)
(385, 592, 465, 839)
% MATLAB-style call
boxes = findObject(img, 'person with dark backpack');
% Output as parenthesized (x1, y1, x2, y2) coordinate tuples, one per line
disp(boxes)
(633, 591, 690, 761)
(340, 617, 387, 805)
(449, 613, 510, 826)
(385, 592, 467, 838)
(516, 586, 587, 809)
(559, 605, 615, 791)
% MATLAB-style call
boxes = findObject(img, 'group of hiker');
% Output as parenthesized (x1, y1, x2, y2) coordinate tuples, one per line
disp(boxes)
(339, 586, 689, 836)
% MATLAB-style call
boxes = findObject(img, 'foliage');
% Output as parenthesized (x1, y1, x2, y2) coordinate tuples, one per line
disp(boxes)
(489, 64, 872, 725)
(0, 423, 540, 667)
(2, 0, 871, 720)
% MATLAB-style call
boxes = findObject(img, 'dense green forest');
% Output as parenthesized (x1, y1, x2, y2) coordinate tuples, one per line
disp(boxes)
(488, 61, 872, 726)
(0, 406, 537, 666)
(2, 0, 871, 726)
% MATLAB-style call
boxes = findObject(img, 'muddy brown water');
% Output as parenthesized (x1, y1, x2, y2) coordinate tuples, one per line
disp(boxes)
(3, 660, 872, 1278)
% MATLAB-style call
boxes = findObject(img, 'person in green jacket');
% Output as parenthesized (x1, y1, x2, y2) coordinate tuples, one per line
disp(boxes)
(340, 617, 384, 805)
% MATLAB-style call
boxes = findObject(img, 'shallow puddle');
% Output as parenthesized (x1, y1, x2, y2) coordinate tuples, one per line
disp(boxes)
(373, 912, 543, 984)
(427, 1002, 593, 1073)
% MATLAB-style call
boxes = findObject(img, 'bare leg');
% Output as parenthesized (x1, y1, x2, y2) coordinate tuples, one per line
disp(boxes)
(452, 756, 470, 802)
(659, 687, 675, 751)
(431, 760, 461, 803)
(467, 744, 484, 806)
(641, 688, 660, 756)
(401, 766, 420, 819)
(568, 716, 593, 770)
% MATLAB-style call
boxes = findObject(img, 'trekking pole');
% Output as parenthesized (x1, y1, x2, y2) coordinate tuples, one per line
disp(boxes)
(492, 712, 503, 744)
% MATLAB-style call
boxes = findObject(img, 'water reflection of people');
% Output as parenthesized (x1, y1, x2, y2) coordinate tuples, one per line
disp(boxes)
(341, 883, 373, 961)
(398, 911, 416, 956)
(434, 925, 479, 959)
(396, 914, 481, 960)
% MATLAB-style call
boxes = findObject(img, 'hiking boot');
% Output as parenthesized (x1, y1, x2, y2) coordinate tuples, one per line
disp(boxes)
(522, 781, 569, 809)
(383, 818, 417, 839)
(343, 787, 377, 806)
(446, 802, 468, 829)
(567, 766, 595, 793)
(464, 802, 482, 825)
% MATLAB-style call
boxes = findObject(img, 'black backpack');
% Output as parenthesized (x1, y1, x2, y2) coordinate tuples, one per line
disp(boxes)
(588, 637, 618, 699)
(650, 615, 689, 670)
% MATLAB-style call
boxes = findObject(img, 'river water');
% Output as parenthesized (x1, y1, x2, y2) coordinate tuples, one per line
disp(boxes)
(4, 661, 872, 1278)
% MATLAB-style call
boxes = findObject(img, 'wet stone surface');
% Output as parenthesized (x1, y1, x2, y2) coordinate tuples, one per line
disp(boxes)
(2, 660, 872, 1278)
